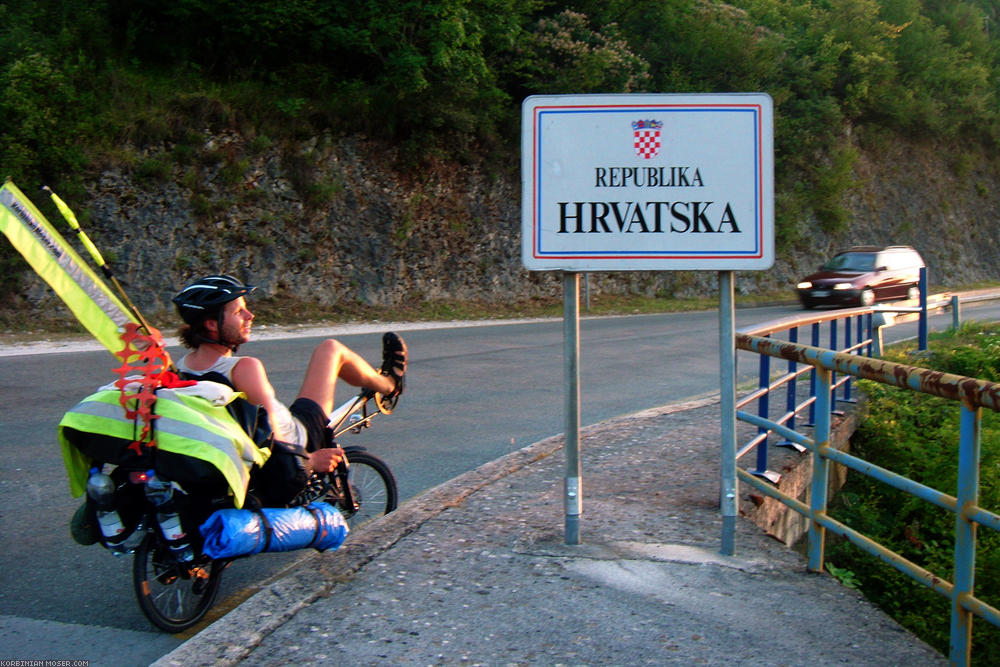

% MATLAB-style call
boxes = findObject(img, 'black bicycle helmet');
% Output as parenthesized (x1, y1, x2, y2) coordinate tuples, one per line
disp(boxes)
(172, 274, 257, 325)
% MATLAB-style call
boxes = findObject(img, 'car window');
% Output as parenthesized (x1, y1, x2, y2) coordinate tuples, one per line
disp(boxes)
(823, 252, 875, 271)
(884, 251, 921, 270)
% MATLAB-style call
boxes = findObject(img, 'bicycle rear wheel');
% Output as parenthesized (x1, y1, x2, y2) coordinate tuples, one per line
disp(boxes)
(331, 450, 398, 529)
(133, 532, 224, 632)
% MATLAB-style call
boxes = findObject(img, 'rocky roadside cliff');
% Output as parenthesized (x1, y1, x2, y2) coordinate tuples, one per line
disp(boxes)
(7, 131, 1000, 326)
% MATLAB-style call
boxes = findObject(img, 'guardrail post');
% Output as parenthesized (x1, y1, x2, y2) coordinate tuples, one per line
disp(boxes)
(950, 401, 981, 666)
(843, 316, 853, 403)
(952, 295, 961, 331)
(807, 366, 832, 574)
(866, 312, 874, 357)
(779, 327, 801, 450)
(829, 319, 841, 412)
(808, 323, 820, 425)
(754, 345, 771, 475)
(871, 312, 887, 357)
(919, 267, 928, 351)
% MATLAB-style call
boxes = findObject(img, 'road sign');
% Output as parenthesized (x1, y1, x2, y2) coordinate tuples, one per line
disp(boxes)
(522, 93, 774, 271)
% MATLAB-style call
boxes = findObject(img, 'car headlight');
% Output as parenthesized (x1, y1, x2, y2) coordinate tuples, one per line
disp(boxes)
(796, 281, 812, 290)
(833, 283, 854, 290)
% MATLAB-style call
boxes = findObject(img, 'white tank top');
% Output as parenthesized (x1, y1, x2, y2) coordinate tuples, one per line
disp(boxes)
(175, 354, 242, 383)
(175, 353, 306, 446)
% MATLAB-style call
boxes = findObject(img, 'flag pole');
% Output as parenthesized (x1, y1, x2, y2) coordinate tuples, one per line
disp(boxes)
(42, 186, 158, 338)
(41, 185, 175, 371)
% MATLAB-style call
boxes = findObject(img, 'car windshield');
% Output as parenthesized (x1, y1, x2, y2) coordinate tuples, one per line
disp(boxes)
(822, 252, 876, 272)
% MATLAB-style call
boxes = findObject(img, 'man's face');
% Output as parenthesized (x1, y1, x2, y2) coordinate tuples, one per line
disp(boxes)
(219, 297, 254, 346)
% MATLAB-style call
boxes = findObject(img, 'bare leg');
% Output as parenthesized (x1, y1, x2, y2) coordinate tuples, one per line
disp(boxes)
(297, 339, 394, 415)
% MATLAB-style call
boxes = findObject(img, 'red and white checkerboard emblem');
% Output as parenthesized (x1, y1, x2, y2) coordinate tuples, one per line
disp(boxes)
(632, 120, 663, 159)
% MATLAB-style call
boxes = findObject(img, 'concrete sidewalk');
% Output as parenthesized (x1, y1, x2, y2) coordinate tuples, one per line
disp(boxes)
(154, 397, 945, 666)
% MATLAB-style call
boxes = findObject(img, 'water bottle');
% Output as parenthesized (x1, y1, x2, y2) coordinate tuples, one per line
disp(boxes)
(145, 470, 194, 562)
(86, 467, 127, 554)
(119, 517, 147, 553)
(144, 470, 173, 507)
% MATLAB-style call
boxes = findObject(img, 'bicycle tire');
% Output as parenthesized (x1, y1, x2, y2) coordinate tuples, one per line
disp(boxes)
(331, 450, 398, 529)
(133, 532, 224, 633)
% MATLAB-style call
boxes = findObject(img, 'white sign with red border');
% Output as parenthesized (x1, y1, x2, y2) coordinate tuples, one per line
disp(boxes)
(522, 93, 774, 271)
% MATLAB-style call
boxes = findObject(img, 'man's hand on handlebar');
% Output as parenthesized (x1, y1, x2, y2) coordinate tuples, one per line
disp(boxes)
(307, 447, 346, 474)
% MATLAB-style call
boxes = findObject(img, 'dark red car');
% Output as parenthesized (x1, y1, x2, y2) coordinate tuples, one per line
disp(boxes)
(796, 245, 924, 309)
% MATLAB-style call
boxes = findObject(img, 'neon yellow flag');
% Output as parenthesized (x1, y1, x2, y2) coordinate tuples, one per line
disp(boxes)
(0, 180, 137, 355)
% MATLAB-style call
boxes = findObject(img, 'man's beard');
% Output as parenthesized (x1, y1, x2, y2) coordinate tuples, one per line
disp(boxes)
(219, 319, 250, 350)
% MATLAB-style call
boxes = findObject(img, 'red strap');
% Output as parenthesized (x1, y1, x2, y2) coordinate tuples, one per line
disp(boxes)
(159, 371, 197, 389)
(111, 323, 178, 453)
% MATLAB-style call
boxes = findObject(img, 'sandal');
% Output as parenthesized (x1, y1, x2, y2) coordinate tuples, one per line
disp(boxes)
(379, 331, 407, 397)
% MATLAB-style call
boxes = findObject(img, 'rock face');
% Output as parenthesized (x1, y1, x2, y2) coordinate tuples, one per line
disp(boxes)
(8, 131, 1000, 322)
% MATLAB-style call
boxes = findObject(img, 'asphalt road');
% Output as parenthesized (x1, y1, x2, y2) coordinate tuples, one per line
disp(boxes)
(1, 300, 997, 665)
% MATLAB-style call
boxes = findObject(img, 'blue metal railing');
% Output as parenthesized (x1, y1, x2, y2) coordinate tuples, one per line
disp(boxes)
(733, 280, 990, 484)
(735, 335, 1000, 665)
(729, 287, 1000, 665)
(734, 308, 875, 482)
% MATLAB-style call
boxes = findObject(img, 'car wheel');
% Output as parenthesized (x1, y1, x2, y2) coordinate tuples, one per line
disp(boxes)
(907, 285, 920, 301)
(859, 289, 875, 307)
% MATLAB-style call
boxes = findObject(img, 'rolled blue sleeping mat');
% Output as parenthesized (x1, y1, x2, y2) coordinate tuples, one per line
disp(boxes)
(199, 501, 349, 558)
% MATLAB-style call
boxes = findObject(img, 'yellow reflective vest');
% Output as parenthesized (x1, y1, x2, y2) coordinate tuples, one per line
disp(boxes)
(58, 382, 270, 508)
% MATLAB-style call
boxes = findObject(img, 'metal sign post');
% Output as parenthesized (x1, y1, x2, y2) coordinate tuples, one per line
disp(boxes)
(719, 271, 737, 555)
(521, 93, 774, 549)
(563, 272, 582, 544)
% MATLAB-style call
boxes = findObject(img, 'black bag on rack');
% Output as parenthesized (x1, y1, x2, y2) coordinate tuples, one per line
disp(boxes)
(178, 371, 308, 508)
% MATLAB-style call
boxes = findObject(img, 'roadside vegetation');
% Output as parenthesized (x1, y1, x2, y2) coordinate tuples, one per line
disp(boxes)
(4, 280, 999, 340)
(2, 1, 999, 327)
(0, 285, 794, 342)
(6, 2, 1000, 653)
(827, 320, 1000, 659)
(1, 1, 999, 284)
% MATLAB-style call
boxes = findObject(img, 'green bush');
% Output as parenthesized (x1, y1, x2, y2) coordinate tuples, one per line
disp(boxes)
(512, 10, 649, 94)
(0, 53, 91, 187)
(1, 0, 999, 234)
(828, 322, 1000, 659)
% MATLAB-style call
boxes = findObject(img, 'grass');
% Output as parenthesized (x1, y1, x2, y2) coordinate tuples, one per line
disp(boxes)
(3, 280, 998, 347)
(248, 290, 789, 325)
(825, 320, 1000, 659)
(0, 288, 796, 347)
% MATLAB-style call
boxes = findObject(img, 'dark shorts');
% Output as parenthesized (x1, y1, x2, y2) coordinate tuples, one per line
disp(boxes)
(289, 397, 329, 452)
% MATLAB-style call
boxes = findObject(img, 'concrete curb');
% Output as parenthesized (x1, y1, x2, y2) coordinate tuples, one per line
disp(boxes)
(152, 394, 720, 667)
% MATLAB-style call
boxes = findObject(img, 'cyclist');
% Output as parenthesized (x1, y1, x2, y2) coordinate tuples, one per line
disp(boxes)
(171, 274, 407, 481)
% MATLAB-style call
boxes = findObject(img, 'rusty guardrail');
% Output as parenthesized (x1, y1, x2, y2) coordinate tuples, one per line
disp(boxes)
(731, 287, 1000, 665)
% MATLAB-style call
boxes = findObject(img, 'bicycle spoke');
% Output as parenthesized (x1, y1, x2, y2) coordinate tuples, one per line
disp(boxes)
(134, 533, 222, 632)
(336, 452, 397, 530)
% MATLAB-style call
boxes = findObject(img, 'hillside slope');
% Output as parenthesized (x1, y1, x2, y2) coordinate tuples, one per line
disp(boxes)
(6, 130, 1000, 329)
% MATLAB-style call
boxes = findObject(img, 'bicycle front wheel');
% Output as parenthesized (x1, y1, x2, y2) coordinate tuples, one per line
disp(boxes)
(332, 451, 398, 530)
(133, 532, 224, 633)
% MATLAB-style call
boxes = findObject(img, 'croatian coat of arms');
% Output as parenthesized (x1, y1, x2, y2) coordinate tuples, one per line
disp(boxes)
(632, 119, 663, 159)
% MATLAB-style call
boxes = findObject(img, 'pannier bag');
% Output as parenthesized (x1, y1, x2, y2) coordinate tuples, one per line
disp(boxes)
(58, 381, 271, 508)
(199, 501, 349, 558)
(176, 369, 308, 507)
(249, 439, 310, 508)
